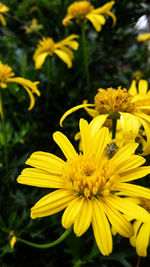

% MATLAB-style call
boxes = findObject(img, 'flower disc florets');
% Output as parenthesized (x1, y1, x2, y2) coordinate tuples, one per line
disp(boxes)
(94, 87, 135, 118)
(38, 37, 55, 56)
(67, 1, 94, 19)
(0, 61, 15, 88)
(62, 154, 118, 198)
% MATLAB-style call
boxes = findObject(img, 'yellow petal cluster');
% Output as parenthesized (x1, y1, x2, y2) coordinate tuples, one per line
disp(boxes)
(17, 118, 150, 256)
(62, 1, 116, 32)
(0, 61, 40, 114)
(33, 35, 79, 69)
(0, 2, 9, 26)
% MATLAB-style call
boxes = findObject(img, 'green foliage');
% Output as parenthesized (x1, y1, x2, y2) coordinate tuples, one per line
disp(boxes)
(0, 0, 150, 266)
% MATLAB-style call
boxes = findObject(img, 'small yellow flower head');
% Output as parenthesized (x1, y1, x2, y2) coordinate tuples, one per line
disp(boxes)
(94, 87, 135, 118)
(62, 1, 116, 32)
(129, 195, 150, 257)
(9, 230, 17, 249)
(24, 18, 43, 34)
(137, 33, 150, 42)
(0, 60, 40, 115)
(0, 2, 9, 26)
(133, 70, 143, 80)
(17, 118, 150, 256)
(33, 35, 79, 69)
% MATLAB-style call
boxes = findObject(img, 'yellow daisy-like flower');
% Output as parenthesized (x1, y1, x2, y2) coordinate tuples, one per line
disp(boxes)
(24, 18, 43, 34)
(0, 2, 9, 26)
(129, 195, 150, 257)
(137, 33, 150, 42)
(133, 70, 143, 81)
(62, 1, 116, 32)
(0, 61, 40, 116)
(33, 34, 79, 69)
(17, 118, 150, 256)
(60, 84, 150, 155)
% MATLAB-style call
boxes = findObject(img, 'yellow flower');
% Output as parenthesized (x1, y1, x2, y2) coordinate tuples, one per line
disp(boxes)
(17, 118, 150, 256)
(62, 1, 116, 32)
(33, 35, 79, 69)
(0, 2, 9, 26)
(137, 33, 150, 42)
(60, 85, 150, 155)
(24, 18, 43, 34)
(9, 230, 17, 249)
(129, 195, 150, 257)
(0, 61, 40, 115)
(133, 70, 143, 80)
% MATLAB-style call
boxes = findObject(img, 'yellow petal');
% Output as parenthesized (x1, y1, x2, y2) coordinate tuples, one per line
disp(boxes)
(92, 198, 112, 256)
(62, 197, 83, 229)
(0, 14, 6, 26)
(79, 119, 92, 155)
(115, 155, 145, 174)
(64, 40, 79, 50)
(54, 49, 72, 68)
(26, 151, 65, 174)
(128, 80, 137, 96)
(60, 46, 74, 60)
(119, 166, 150, 182)
(106, 195, 150, 222)
(17, 168, 63, 188)
(120, 112, 139, 140)
(89, 114, 109, 136)
(135, 114, 150, 156)
(60, 103, 95, 127)
(31, 189, 76, 219)
(74, 198, 92, 236)
(117, 183, 150, 201)
(138, 79, 148, 95)
(130, 220, 142, 247)
(102, 201, 134, 238)
(106, 11, 117, 27)
(23, 85, 35, 110)
(93, 127, 110, 161)
(110, 143, 138, 167)
(134, 111, 150, 123)
(55, 34, 79, 48)
(86, 14, 105, 32)
(136, 223, 150, 257)
(34, 52, 49, 69)
(53, 131, 77, 160)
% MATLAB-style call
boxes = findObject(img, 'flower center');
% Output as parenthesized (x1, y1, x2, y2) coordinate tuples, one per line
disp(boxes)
(39, 38, 55, 56)
(62, 154, 118, 198)
(94, 87, 135, 118)
(0, 61, 15, 83)
(140, 197, 150, 213)
(67, 1, 94, 19)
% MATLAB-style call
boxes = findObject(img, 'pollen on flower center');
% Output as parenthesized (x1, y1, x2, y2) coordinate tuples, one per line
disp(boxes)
(67, 1, 94, 18)
(94, 87, 135, 118)
(0, 61, 15, 83)
(62, 154, 117, 198)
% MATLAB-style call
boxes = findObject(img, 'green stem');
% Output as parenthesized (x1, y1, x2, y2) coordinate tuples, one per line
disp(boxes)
(0, 89, 9, 181)
(81, 22, 90, 90)
(16, 228, 72, 249)
(112, 119, 117, 139)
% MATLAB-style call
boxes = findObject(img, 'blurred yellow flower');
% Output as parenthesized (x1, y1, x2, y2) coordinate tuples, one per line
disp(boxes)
(0, 61, 40, 115)
(62, 1, 116, 32)
(33, 35, 79, 69)
(24, 18, 43, 34)
(0, 2, 9, 26)
(60, 85, 150, 155)
(129, 195, 150, 257)
(133, 70, 143, 80)
(9, 230, 17, 249)
(17, 118, 150, 256)
(137, 33, 150, 42)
